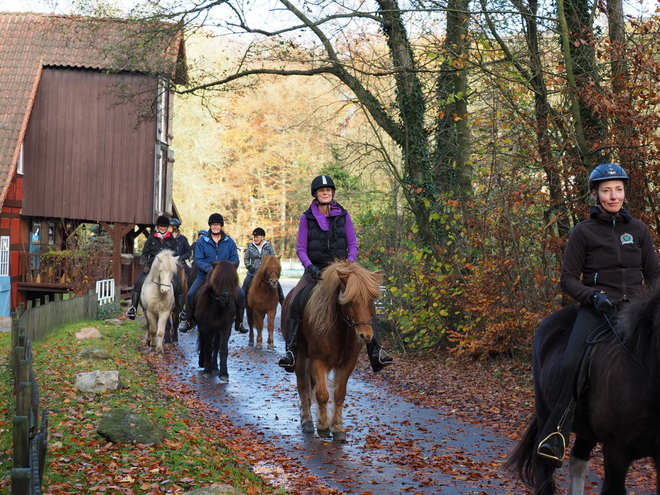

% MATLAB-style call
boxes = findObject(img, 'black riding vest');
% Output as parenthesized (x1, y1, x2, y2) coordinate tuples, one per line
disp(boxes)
(305, 204, 348, 268)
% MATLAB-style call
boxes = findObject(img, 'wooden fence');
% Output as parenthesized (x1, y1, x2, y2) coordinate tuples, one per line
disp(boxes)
(9, 291, 97, 494)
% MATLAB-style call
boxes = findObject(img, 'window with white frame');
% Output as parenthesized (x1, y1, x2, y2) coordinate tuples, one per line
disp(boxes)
(0, 236, 9, 276)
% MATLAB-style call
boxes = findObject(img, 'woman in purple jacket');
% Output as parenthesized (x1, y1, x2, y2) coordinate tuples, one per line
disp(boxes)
(277, 175, 393, 373)
(537, 163, 660, 466)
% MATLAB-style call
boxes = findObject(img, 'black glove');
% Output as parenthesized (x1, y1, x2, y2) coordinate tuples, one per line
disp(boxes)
(307, 265, 322, 280)
(592, 292, 614, 313)
(247, 265, 256, 275)
(142, 265, 150, 274)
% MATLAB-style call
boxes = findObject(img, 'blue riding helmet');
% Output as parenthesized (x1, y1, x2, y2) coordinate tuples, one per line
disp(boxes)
(589, 163, 628, 190)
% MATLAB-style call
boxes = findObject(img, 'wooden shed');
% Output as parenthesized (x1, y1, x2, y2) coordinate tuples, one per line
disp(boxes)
(0, 12, 188, 315)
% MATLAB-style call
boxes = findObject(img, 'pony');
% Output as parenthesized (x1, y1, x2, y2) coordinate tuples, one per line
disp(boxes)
(246, 255, 281, 349)
(140, 250, 179, 356)
(281, 260, 382, 441)
(192, 260, 238, 382)
(508, 288, 660, 494)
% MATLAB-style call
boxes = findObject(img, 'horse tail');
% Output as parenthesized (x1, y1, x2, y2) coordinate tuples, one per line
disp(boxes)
(506, 415, 557, 495)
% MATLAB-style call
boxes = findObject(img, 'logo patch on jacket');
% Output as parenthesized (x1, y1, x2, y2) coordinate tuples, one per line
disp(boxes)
(620, 233, 634, 245)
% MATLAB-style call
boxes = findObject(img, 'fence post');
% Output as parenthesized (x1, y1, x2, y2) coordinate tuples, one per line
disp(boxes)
(11, 468, 30, 495)
(12, 416, 29, 468)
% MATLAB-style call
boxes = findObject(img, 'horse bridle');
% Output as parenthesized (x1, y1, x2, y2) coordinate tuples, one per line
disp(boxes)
(339, 313, 373, 328)
(263, 270, 280, 286)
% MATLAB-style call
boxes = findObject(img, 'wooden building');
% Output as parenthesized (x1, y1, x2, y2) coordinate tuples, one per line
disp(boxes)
(0, 13, 188, 315)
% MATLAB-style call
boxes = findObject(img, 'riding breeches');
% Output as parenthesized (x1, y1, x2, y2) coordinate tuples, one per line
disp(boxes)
(539, 304, 609, 441)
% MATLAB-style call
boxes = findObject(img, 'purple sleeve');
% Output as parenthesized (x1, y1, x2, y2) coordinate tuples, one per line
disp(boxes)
(345, 212, 358, 262)
(296, 214, 312, 268)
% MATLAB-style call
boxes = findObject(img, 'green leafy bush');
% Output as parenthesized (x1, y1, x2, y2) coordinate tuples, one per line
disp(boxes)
(96, 301, 123, 320)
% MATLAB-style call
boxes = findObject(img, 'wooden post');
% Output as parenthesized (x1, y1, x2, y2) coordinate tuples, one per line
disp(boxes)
(12, 416, 29, 468)
(100, 222, 136, 289)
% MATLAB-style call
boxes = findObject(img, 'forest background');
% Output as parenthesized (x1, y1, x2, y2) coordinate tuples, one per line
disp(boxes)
(14, 0, 660, 358)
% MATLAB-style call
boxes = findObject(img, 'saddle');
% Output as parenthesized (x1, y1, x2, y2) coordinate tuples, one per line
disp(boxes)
(290, 280, 318, 320)
(575, 322, 617, 400)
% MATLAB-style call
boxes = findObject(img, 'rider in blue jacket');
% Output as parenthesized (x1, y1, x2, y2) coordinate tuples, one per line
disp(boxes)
(178, 213, 249, 334)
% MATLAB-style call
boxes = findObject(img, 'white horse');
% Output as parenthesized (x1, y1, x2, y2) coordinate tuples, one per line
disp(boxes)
(140, 250, 179, 356)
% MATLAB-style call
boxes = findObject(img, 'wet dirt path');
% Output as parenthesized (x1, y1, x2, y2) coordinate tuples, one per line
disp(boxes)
(165, 279, 537, 494)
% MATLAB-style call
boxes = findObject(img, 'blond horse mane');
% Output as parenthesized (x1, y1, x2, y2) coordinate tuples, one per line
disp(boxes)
(306, 260, 382, 336)
(148, 250, 179, 283)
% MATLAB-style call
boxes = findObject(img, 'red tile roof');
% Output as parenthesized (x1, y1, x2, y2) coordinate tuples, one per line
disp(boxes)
(0, 12, 187, 205)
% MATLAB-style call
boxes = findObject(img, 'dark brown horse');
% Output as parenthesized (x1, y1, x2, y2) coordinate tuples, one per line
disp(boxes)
(281, 260, 382, 441)
(246, 255, 281, 349)
(193, 260, 238, 382)
(508, 289, 660, 494)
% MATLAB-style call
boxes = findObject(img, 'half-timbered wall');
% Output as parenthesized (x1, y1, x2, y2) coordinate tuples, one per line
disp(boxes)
(22, 67, 167, 225)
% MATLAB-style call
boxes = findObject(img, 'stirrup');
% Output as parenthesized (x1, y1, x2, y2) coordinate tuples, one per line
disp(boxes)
(178, 311, 187, 321)
(537, 431, 566, 464)
(278, 350, 295, 370)
(126, 306, 136, 320)
(377, 349, 393, 365)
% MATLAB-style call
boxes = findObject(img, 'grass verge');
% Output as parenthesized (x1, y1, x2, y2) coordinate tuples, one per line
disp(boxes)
(0, 320, 286, 494)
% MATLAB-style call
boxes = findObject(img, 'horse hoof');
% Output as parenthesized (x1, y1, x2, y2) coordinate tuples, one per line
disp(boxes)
(218, 374, 229, 383)
(248, 340, 254, 346)
(302, 422, 314, 434)
(202, 371, 212, 378)
(317, 428, 331, 438)
(332, 431, 347, 442)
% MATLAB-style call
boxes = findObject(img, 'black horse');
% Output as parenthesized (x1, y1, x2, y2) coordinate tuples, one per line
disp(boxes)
(508, 289, 660, 495)
(192, 260, 238, 382)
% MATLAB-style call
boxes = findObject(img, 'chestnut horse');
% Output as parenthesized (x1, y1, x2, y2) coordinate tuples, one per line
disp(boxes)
(193, 260, 238, 382)
(281, 260, 382, 441)
(140, 250, 179, 356)
(246, 255, 281, 348)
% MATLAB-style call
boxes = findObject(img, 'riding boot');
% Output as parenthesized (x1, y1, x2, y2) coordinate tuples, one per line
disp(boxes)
(537, 398, 575, 468)
(278, 318, 300, 372)
(366, 315, 394, 372)
(235, 290, 249, 334)
(177, 293, 190, 333)
(126, 273, 145, 320)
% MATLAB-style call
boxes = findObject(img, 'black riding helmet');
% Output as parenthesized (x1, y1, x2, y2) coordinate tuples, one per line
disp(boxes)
(310, 175, 336, 196)
(589, 163, 628, 190)
(156, 215, 170, 227)
(208, 213, 224, 226)
(253, 227, 266, 236)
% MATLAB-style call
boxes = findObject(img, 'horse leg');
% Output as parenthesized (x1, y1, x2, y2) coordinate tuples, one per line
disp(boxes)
(155, 312, 168, 356)
(310, 359, 331, 438)
(254, 310, 264, 349)
(247, 306, 255, 346)
(217, 327, 230, 383)
(266, 308, 276, 349)
(601, 445, 629, 495)
(329, 357, 359, 442)
(295, 357, 314, 433)
(145, 312, 157, 352)
(568, 435, 594, 495)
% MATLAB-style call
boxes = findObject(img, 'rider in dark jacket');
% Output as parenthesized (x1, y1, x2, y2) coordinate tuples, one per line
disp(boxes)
(277, 175, 394, 373)
(537, 163, 660, 466)
(126, 215, 181, 319)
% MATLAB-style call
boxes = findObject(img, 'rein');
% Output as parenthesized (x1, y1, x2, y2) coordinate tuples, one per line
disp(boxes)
(588, 308, 660, 384)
